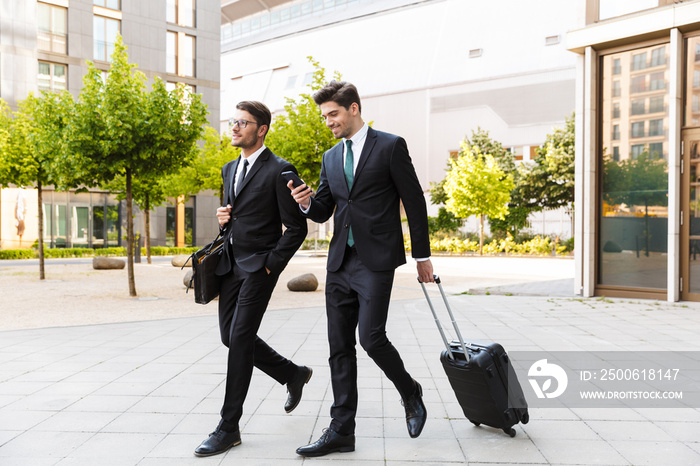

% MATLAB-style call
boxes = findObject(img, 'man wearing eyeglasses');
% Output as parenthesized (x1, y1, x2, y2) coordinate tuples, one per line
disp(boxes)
(194, 101, 311, 457)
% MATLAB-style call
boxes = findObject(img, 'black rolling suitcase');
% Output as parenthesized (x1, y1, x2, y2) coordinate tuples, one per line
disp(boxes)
(419, 275, 529, 437)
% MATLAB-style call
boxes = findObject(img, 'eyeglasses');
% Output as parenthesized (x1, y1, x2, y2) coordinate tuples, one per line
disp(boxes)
(228, 118, 259, 129)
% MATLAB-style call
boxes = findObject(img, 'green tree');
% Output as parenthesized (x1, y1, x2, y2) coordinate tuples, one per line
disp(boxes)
(66, 35, 207, 295)
(0, 93, 73, 279)
(265, 57, 339, 190)
(444, 145, 514, 254)
(166, 126, 240, 204)
(520, 113, 575, 211)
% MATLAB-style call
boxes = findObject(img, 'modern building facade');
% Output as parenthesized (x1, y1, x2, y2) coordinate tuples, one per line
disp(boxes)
(569, 0, 700, 301)
(219, 0, 581, 239)
(0, 0, 221, 250)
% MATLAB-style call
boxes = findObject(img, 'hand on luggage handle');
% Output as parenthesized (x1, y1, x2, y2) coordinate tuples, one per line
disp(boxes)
(418, 274, 471, 362)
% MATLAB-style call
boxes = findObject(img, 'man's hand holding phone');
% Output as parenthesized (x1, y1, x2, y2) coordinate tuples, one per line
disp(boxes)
(283, 171, 313, 210)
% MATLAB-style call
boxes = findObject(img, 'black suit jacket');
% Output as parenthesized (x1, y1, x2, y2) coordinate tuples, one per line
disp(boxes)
(215, 148, 307, 276)
(306, 127, 430, 272)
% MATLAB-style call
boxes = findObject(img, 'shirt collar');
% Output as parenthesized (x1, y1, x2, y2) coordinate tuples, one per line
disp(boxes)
(241, 145, 266, 168)
(344, 123, 369, 147)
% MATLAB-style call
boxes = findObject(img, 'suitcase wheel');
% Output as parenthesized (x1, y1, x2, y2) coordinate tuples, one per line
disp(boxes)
(470, 421, 481, 427)
(522, 412, 529, 424)
(504, 427, 516, 438)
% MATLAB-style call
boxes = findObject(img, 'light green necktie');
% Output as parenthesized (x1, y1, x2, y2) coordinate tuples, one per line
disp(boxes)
(344, 140, 354, 247)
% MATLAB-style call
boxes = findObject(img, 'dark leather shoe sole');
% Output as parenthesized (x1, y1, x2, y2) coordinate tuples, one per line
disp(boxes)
(193, 438, 241, 457)
(296, 444, 354, 457)
(285, 367, 313, 413)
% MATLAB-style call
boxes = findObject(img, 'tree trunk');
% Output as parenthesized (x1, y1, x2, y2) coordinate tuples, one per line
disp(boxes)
(126, 168, 137, 296)
(479, 214, 484, 255)
(37, 180, 45, 280)
(145, 193, 152, 264)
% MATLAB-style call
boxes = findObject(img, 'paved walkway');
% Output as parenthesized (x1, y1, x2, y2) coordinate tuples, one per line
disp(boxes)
(1, 254, 699, 465)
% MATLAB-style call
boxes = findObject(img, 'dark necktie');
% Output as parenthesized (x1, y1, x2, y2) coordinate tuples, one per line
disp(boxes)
(236, 159, 249, 196)
(344, 140, 354, 247)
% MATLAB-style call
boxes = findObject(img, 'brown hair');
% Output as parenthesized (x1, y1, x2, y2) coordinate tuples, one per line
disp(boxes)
(312, 81, 362, 113)
(236, 101, 271, 136)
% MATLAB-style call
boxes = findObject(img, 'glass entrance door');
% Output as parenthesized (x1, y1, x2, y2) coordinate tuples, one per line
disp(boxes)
(681, 129, 700, 300)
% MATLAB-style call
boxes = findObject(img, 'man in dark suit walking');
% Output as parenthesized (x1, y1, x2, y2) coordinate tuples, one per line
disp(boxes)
(289, 81, 434, 457)
(194, 101, 312, 457)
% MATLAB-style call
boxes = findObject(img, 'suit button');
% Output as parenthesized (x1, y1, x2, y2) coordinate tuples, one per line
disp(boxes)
(344, 224, 349, 228)
(232, 216, 237, 221)
(348, 199, 353, 204)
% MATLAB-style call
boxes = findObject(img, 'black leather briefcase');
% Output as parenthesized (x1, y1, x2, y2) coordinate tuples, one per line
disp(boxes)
(185, 233, 225, 304)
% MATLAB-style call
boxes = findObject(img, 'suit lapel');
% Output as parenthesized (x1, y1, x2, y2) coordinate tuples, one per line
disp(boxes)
(235, 148, 270, 198)
(224, 158, 240, 206)
(330, 142, 349, 197)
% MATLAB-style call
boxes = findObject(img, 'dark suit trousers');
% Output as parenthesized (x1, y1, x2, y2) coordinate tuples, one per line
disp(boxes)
(326, 247, 415, 435)
(217, 259, 297, 432)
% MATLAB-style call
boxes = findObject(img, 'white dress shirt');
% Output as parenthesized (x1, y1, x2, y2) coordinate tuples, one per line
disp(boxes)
(234, 145, 265, 194)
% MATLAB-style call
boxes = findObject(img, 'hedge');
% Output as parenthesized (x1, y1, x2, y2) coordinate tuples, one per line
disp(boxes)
(0, 246, 200, 260)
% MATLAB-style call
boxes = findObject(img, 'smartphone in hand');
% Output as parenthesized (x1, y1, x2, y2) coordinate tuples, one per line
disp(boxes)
(281, 170, 305, 188)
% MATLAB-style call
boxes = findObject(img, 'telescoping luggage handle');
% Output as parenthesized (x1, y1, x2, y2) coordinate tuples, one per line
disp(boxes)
(418, 274, 470, 362)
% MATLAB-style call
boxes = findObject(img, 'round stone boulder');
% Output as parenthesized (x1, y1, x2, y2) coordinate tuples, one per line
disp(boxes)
(92, 257, 125, 270)
(287, 273, 318, 292)
(172, 254, 192, 267)
(183, 269, 194, 288)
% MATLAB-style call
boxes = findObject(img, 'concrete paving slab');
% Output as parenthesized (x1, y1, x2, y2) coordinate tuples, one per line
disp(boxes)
(1, 254, 700, 464)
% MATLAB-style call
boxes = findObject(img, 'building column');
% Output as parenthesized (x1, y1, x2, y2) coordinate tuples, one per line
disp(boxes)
(579, 46, 597, 297)
(176, 195, 185, 248)
(668, 28, 683, 302)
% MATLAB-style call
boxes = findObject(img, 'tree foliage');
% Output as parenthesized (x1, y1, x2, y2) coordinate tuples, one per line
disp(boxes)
(444, 145, 514, 254)
(166, 126, 240, 204)
(66, 35, 208, 295)
(0, 92, 74, 279)
(520, 113, 575, 211)
(265, 57, 339, 190)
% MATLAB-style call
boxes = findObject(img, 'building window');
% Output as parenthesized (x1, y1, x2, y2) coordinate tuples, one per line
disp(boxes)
(631, 52, 647, 71)
(613, 102, 620, 119)
(612, 80, 621, 97)
(94, 0, 120, 10)
(649, 95, 664, 113)
(648, 118, 663, 137)
(631, 121, 645, 138)
(167, 32, 195, 77)
(38, 2, 67, 54)
(166, 32, 177, 74)
(599, 43, 669, 291)
(686, 37, 700, 126)
(650, 46, 666, 67)
(182, 34, 195, 77)
(631, 99, 645, 115)
(650, 71, 665, 91)
(613, 58, 621, 75)
(648, 142, 664, 159)
(94, 16, 120, 62)
(630, 144, 646, 158)
(38, 62, 67, 92)
(630, 75, 646, 93)
(167, 0, 195, 27)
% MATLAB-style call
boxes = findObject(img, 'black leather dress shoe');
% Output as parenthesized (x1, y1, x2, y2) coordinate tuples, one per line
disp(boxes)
(285, 366, 313, 413)
(402, 380, 427, 438)
(296, 428, 355, 457)
(194, 428, 241, 457)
